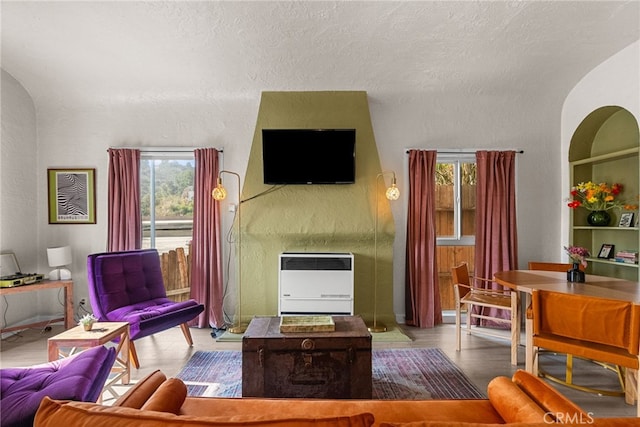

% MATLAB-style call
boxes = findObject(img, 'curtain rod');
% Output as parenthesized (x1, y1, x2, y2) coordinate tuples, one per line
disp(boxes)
(405, 148, 523, 154)
(107, 147, 223, 153)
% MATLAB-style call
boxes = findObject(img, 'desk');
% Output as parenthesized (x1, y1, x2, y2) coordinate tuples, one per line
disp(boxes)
(48, 321, 130, 401)
(494, 270, 640, 371)
(0, 280, 74, 333)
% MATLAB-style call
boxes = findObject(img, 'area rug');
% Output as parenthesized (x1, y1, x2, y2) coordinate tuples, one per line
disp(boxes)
(175, 348, 484, 400)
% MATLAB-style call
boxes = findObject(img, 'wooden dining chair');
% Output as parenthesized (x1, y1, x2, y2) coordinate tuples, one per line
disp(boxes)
(451, 262, 520, 366)
(527, 261, 585, 272)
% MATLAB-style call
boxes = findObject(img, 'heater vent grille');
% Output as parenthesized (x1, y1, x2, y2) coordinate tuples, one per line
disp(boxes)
(280, 256, 352, 271)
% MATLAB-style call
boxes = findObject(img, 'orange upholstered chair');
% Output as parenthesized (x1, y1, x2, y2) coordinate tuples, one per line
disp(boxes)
(451, 262, 520, 366)
(528, 261, 589, 390)
(530, 290, 640, 416)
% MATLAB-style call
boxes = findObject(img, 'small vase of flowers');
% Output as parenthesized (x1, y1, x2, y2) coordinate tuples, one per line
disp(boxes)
(564, 246, 589, 283)
(79, 313, 98, 331)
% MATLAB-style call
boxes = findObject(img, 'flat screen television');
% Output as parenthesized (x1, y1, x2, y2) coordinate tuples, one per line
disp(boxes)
(262, 129, 356, 185)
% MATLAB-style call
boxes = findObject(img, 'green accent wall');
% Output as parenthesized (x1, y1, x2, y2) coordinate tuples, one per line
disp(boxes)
(237, 91, 396, 325)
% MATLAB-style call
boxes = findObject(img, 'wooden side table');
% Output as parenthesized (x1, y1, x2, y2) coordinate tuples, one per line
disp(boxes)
(47, 322, 130, 400)
(0, 280, 74, 333)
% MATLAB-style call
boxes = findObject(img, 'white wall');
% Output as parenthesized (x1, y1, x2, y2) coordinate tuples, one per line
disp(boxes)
(31, 89, 566, 326)
(1, 40, 637, 328)
(561, 41, 640, 248)
(369, 91, 567, 320)
(33, 101, 259, 312)
(0, 70, 47, 327)
(1, 71, 38, 262)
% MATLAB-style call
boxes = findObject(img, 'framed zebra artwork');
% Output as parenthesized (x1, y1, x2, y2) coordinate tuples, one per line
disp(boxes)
(47, 168, 96, 224)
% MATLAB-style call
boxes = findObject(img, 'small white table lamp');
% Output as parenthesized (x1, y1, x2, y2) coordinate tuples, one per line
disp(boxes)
(47, 246, 72, 280)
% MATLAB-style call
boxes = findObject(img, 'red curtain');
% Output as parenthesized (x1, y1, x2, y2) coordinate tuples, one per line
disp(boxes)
(190, 148, 225, 328)
(405, 150, 442, 328)
(474, 150, 518, 323)
(107, 149, 141, 251)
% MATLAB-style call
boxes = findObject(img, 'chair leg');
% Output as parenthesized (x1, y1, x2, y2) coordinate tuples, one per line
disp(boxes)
(129, 341, 140, 369)
(530, 344, 539, 376)
(509, 322, 517, 365)
(466, 304, 472, 335)
(455, 302, 462, 352)
(631, 365, 640, 417)
(180, 322, 194, 347)
(625, 367, 638, 408)
(566, 354, 574, 385)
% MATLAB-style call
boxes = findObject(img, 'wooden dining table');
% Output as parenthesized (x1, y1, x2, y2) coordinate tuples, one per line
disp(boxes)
(493, 270, 640, 372)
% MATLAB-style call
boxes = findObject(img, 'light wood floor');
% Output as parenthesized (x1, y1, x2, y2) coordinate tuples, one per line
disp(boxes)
(0, 322, 635, 418)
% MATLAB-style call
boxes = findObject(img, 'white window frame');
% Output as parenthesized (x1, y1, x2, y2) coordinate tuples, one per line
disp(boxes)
(140, 148, 195, 249)
(436, 153, 476, 246)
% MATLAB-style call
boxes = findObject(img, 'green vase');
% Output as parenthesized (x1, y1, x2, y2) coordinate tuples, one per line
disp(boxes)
(587, 210, 611, 226)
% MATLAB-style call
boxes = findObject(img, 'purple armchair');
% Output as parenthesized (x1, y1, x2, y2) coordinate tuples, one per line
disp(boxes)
(87, 249, 204, 368)
(1, 345, 116, 427)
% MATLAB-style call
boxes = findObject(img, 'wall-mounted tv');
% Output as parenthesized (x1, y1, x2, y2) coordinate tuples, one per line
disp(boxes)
(262, 129, 356, 185)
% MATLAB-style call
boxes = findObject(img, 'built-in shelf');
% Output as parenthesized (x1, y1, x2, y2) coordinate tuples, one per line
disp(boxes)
(586, 257, 639, 268)
(573, 226, 639, 231)
(569, 106, 640, 281)
(570, 147, 639, 166)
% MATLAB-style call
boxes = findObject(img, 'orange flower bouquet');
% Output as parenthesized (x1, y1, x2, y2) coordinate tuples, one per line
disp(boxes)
(567, 181, 635, 211)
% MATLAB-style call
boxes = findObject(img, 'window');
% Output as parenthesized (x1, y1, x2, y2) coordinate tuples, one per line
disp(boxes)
(140, 151, 195, 254)
(435, 154, 477, 245)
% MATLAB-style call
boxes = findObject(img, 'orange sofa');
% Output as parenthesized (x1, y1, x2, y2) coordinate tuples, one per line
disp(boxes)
(34, 369, 639, 427)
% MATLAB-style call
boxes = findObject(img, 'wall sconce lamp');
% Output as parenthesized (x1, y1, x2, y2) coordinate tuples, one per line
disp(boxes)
(369, 171, 400, 333)
(212, 170, 246, 334)
(47, 246, 72, 280)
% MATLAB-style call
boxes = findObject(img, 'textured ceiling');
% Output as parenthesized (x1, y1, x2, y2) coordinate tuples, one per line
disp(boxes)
(1, 1, 639, 109)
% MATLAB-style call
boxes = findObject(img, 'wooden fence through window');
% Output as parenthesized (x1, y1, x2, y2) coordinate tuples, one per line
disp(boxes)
(159, 247, 191, 302)
(435, 185, 476, 311)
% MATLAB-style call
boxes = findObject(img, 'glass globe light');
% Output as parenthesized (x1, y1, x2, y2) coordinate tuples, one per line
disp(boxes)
(385, 184, 400, 201)
(212, 178, 227, 200)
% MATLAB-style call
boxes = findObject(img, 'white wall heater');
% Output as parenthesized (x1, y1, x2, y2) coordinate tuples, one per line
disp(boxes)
(278, 252, 354, 316)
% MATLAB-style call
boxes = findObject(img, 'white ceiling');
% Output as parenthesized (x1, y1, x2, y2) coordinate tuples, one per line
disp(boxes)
(1, 1, 639, 111)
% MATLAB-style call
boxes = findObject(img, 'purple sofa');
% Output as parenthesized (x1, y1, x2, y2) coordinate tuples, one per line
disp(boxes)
(86, 249, 204, 368)
(0, 345, 116, 427)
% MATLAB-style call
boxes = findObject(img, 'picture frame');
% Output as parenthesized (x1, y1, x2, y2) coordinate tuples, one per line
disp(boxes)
(619, 212, 634, 227)
(47, 168, 96, 224)
(598, 243, 615, 259)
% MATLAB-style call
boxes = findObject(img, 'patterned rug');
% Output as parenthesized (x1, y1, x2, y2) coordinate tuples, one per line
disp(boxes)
(175, 348, 485, 400)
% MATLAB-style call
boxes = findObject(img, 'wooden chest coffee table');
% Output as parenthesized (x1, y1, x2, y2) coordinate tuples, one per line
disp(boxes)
(242, 315, 372, 399)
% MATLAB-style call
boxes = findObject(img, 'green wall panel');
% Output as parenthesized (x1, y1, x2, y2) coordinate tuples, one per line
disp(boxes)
(235, 91, 396, 325)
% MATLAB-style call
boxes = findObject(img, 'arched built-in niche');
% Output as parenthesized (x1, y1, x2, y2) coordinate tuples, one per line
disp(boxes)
(569, 106, 640, 280)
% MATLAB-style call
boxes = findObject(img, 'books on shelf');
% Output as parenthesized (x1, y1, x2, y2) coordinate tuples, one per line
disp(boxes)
(614, 250, 639, 264)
